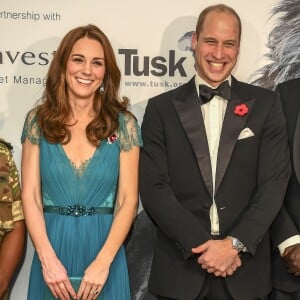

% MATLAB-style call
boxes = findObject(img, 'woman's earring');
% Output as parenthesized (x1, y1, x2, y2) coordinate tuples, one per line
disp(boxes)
(99, 84, 105, 95)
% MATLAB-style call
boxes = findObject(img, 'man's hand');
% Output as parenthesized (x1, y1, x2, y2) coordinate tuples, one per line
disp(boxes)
(191, 238, 241, 277)
(283, 244, 300, 276)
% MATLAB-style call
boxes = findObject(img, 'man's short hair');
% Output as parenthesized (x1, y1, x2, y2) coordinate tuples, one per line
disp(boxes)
(195, 4, 242, 43)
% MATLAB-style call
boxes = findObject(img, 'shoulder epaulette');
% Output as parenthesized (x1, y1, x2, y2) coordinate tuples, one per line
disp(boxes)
(0, 139, 13, 151)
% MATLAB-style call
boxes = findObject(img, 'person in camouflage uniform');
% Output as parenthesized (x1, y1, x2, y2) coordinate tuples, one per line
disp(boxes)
(0, 139, 25, 300)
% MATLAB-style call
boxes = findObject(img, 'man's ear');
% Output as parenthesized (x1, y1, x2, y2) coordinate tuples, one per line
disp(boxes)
(191, 32, 198, 51)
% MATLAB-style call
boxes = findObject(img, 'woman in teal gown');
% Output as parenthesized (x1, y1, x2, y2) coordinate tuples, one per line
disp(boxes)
(21, 25, 142, 300)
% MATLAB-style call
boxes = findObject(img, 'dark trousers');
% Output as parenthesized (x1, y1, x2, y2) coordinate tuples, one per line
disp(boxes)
(195, 273, 233, 300)
(269, 288, 300, 300)
(157, 273, 268, 300)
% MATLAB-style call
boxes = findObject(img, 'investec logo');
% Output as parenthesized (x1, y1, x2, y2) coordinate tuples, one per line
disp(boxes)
(0, 48, 187, 77)
(0, 50, 55, 66)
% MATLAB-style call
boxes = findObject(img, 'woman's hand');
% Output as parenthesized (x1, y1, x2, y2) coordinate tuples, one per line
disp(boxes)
(77, 256, 111, 300)
(41, 253, 76, 300)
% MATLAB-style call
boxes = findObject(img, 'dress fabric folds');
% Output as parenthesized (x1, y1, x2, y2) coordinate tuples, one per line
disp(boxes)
(21, 109, 142, 300)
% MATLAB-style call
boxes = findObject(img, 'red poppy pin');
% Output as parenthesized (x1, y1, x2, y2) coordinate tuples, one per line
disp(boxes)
(107, 134, 118, 144)
(234, 104, 248, 116)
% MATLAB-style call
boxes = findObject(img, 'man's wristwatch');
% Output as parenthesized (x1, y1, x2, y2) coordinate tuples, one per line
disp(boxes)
(227, 236, 246, 252)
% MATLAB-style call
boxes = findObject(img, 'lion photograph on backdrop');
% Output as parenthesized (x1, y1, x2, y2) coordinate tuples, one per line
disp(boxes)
(250, 0, 300, 89)
(125, 1, 300, 299)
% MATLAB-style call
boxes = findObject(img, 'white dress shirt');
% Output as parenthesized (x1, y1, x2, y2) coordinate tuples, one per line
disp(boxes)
(195, 74, 231, 235)
(278, 235, 300, 255)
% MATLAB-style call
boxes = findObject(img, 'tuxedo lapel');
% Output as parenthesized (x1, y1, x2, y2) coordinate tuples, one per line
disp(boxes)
(172, 79, 213, 198)
(279, 79, 300, 184)
(215, 80, 256, 196)
(293, 110, 300, 183)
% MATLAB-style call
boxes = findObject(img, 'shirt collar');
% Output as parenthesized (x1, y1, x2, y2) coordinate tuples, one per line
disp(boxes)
(194, 74, 232, 97)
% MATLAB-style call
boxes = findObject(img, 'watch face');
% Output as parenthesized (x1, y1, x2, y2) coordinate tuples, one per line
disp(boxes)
(233, 239, 239, 247)
(235, 239, 244, 250)
(229, 236, 244, 251)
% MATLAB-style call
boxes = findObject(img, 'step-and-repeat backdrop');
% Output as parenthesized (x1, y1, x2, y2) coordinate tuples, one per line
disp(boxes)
(2, 0, 299, 298)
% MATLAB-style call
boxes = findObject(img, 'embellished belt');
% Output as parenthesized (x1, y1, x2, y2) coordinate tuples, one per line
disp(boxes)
(43, 205, 113, 216)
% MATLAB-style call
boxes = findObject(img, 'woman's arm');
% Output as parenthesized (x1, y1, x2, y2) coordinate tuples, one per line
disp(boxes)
(21, 138, 76, 300)
(99, 145, 139, 261)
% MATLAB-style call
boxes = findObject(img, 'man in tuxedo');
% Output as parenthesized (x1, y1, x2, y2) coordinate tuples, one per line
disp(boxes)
(269, 79, 300, 300)
(139, 4, 291, 300)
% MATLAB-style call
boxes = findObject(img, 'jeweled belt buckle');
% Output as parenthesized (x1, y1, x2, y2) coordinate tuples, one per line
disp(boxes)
(65, 205, 87, 216)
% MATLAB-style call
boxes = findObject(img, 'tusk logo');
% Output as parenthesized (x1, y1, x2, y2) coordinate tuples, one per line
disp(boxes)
(118, 49, 187, 77)
(1, 31, 194, 78)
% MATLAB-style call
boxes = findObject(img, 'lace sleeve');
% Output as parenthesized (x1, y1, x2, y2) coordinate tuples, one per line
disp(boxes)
(118, 113, 143, 151)
(21, 108, 41, 145)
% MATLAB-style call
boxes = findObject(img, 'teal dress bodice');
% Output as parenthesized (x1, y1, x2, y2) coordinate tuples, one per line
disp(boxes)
(22, 108, 142, 300)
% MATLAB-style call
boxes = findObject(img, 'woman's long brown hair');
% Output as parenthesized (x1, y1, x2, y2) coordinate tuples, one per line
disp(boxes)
(38, 24, 129, 146)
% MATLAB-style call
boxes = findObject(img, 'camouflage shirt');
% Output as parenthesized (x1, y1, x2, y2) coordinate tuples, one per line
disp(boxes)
(0, 140, 24, 241)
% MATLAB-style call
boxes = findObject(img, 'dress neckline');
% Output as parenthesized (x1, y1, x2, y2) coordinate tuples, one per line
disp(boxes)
(58, 144, 98, 177)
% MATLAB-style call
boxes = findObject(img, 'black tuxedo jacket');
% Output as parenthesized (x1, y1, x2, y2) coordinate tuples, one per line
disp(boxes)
(139, 76, 291, 300)
(271, 78, 300, 292)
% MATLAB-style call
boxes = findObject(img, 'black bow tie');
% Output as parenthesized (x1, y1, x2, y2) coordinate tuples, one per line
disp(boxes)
(199, 80, 231, 104)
